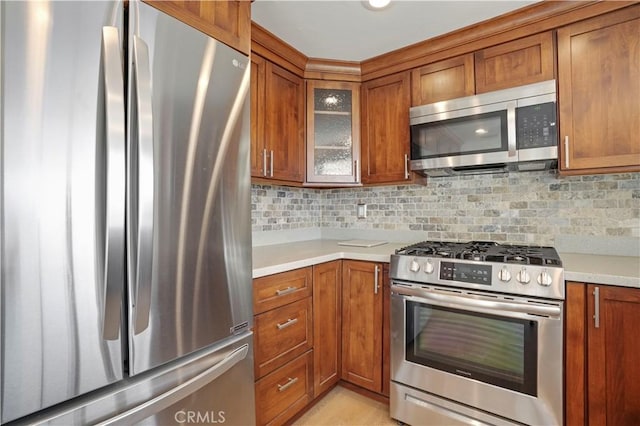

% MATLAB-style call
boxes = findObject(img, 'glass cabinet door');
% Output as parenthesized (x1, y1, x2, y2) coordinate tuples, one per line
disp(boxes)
(306, 80, 360, 184)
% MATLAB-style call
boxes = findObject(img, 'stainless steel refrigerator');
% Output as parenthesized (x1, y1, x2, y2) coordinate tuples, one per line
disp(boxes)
(1, 1, 255, 424)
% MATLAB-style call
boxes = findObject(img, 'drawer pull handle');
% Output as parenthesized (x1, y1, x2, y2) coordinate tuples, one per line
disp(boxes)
(277, 377, 298, 392)
(275, 286, 297, 296)
(276, 318, 298, 330)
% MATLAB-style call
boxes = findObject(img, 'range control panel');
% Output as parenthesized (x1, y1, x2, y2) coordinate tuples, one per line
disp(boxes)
(390, 255, 565, 300)
(440, 261, 491, 286)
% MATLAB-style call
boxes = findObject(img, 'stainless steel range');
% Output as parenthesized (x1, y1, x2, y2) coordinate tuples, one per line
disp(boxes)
(390, 241, 564, 426)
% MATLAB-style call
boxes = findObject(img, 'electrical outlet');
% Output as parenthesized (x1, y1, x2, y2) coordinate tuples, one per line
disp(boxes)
(357, 201, 367, 219)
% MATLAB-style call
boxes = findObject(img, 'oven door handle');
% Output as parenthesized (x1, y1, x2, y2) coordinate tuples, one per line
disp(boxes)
(391, 284, 561, 318)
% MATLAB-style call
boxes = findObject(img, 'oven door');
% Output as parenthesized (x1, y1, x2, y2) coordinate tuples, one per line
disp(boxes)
(390, 282, 563, 426)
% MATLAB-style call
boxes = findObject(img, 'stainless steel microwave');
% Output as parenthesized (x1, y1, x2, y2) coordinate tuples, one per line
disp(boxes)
(409, 80, 558, 177)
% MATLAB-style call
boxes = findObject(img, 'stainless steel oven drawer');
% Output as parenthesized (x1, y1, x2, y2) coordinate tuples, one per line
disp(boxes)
(390, 382, 519, 426)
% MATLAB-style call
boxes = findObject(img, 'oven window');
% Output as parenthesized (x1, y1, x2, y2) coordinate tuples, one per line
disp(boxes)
(410, 110, 508, 159)
(406, 301, 537, 396)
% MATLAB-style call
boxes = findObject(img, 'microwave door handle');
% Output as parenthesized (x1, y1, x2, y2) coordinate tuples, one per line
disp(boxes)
(507, 101, 517, 158)
(131, 35, 155, 335)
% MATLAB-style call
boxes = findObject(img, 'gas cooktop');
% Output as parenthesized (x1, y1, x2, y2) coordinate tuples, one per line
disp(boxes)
(391, 240, 565, 299)
(396, 240, 562, 266)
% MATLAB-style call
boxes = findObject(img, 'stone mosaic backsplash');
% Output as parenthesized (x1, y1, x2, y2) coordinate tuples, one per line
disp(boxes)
(251, 185, 322, 232)
(251, 171, 640, 246)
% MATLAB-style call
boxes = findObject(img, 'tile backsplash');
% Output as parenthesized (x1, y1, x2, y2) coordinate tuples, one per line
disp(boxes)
(251, 185, 322, 232)
(251, 171, 640, 246)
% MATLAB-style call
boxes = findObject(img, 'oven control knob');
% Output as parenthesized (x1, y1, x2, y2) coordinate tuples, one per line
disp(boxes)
(537, 270, 553, 287)
(498, 267, 512, 282)
(423, 260, 434, 274)
(517, 268, 531, 284)
(409, 259, 420, 273)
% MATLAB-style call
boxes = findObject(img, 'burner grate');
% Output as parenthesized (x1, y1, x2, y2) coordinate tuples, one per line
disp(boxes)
(396, 240, 562, 266)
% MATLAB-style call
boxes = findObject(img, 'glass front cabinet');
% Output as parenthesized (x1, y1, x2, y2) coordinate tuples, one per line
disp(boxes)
(306, 80, 361, 185)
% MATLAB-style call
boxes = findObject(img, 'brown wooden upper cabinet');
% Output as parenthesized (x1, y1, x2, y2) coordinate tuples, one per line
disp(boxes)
(411, 32, 554, 106)
(306, 80, 361, 185)
(411, 54, 475, 106)
(251, 55, 305, 182)
(250, 54, 267, 178)
(557, 6, 640, 175)
(474, 32, 555, 94)
(144, 1, 251, 55)
(361, 72, 412, 184)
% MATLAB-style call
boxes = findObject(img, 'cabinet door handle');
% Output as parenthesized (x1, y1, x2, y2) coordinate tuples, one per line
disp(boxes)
(593, 286, 600, 328)
(270, 150, 274, 177)
(404, 154, 410, 180)
(276, 318, 298, 330)
(564, 136, 570, 169)
(354, 160, 359, 183)
(277, 377, 299, 392)
(275, 286, 297, 296)
(262, 149, 268, 176)
(374, 265, 379, 294)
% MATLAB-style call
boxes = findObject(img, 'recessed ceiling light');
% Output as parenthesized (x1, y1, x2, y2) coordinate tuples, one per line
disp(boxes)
(475, 128, 488, 135)
(362, 0, 391, 11)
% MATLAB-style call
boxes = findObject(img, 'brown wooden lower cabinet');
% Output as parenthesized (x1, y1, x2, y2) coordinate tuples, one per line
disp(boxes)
(312, 260, 342, 397)
(253, 266, 312, 315)
(341, 260, 384, 393)
(254, 297, 313, 378)
(566, 282, 640, 425)
(254, 260, 390, 425)
(255, 350, 314, 426)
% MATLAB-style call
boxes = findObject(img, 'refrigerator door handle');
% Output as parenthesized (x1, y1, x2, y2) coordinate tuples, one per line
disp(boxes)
(130, 35, 155, 334)
(100, 26, 126, 341)
(96, 344, 250, 425)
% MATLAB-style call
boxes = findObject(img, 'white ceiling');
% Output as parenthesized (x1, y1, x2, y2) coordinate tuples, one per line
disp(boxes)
(251, 0, 539, 62)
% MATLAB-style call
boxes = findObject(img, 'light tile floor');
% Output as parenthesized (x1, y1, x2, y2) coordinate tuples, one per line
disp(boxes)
(292, 386, 398, 426)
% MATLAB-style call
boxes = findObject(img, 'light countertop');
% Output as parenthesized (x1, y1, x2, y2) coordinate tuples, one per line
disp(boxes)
(252, 239, 405, 278)
(561, 253, 640, 288)
(252, 239, 640, 288)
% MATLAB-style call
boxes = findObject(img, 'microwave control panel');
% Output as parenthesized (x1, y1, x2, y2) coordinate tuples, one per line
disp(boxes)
(516, 101, 557, 149)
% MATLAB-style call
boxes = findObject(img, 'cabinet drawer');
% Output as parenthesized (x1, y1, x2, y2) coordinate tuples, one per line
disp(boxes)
(255, 350, 314, 426)
(253, 267, 313, 314)
(254, 297, 313, 378)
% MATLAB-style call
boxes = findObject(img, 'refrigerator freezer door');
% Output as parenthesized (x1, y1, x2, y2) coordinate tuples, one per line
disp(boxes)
(12, 332, 256, 426)
(104, 333, 256, 426)
(127, 2, 253, 375)
(1, 1, 125, 422)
